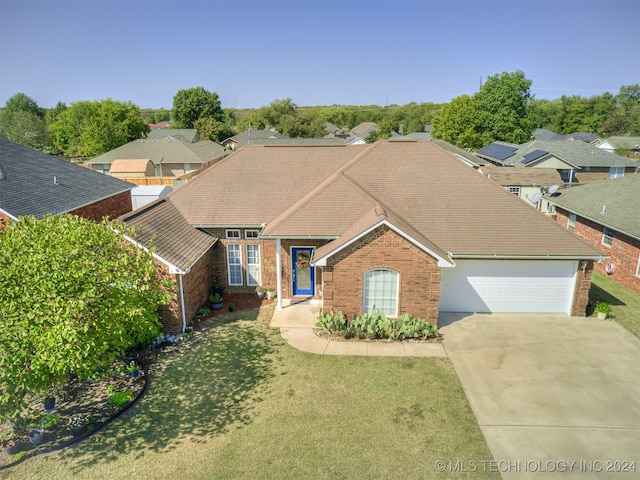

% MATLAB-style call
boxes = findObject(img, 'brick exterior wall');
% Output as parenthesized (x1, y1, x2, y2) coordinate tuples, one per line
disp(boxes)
(321, 225, 440, 325)
(557, 208, 640, 295)
(68, 190, 133, 222)
(572, 260, 594, 316)
(157, 248, 215, 334)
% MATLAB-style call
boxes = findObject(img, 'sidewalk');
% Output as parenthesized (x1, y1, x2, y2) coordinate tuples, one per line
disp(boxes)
(270, 300, 446, 358)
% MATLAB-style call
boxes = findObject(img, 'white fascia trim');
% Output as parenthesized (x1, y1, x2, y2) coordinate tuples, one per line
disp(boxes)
(313, 220, 454, 268)
(121, 233, 185, 274)
(448, 253, 608, 261)
(0, 208, 18, 222)
(193, 223, 264, 229)
(259, 235, 337, 240)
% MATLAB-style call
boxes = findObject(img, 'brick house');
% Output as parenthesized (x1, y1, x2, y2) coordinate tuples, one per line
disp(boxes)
(0, 137, 134, 225)
(119, 140, 605, 334)
(549, 174, 640, 294)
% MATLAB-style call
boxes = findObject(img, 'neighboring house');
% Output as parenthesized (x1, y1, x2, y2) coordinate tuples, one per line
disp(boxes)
(0, 137, 134, 224)
(131, 185, 172, 210)
(475, 139, 638, 185)
(478, 164, 564, 214)
(548, 174, 640, 294)
(324, 122, 380, 145)
(85, 137, 226, 187)
(221, 129, 285, 150)
(595, 136, 640, 158)
(532, 128, 600, 144)
(119, 140, 604, 334)
(146, 128, 199, 143)
(110, 159, 155, 179)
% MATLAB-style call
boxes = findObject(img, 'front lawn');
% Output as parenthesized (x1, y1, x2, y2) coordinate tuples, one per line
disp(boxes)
(3, 308, 497, 480)
(590, 270, 640, 339)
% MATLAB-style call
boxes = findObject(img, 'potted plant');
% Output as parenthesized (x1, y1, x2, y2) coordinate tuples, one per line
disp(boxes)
(28, 427, 44, 446)
(213, 282, 225, 296)
(255, 286, 265, 299)
(594, 301, 611, 320)
(265, 286, 276, 300)
(126, 362, 140, 378)
(67, 414, 89, 437)
(44, 394, 55, 412)
(209, 293, 223, 310)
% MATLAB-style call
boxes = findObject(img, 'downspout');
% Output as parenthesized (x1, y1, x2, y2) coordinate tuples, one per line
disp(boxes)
(276, 238, 283, 310)
(178, 274, 187, 333)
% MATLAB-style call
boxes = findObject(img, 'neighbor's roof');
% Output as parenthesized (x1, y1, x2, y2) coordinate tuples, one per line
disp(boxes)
(532, 128, 600, 143)
(221, 129, 285, 146)
(86, 138, 225, 165)
(118, 198, 217, 273)
(0, 136, 134, 220)
(145, 129, 200, 143)
(602, 136, 640, 150)
(548, 174, 640, 241)
(479, 164, 563, 187)
(477, 139, 636, 168)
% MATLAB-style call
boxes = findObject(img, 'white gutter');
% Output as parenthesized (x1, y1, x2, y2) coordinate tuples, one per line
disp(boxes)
(0, 208, 18, 222)
(547, 203, 640, 243)
(178, 274, 187, 333)
(448, 253, 608, 261)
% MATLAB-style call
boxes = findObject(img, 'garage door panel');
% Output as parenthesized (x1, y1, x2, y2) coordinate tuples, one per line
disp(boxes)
(440, 260, 577, 314)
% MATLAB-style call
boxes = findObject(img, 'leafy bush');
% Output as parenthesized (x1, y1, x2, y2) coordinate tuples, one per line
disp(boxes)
(107, 390, 134, 410)
(316, 310, 438, 340)
(41, 413, 61, 429)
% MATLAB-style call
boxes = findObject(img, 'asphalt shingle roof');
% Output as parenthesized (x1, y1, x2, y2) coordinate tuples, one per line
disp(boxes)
(86, 138, 225, 165)
(0, 137, 134, 219)
(548, 174, 640, 240)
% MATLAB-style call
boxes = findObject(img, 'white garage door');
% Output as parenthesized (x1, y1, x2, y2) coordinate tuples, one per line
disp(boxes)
(439, 260, 577, 313)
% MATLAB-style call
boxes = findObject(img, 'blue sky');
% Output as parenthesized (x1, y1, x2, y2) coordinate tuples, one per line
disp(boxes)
(1, 0, 638, 110)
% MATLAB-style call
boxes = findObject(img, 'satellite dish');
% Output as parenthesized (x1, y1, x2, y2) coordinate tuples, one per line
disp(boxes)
(548, 184, 559, 194)
(530, 192, 542, 203)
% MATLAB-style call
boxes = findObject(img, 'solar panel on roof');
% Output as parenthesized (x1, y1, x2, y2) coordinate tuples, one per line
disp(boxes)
(476, 143, 517, 161)
(522, 149, 548, 164)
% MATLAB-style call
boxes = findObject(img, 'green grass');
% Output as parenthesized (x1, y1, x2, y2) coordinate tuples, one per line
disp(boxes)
(590, 270, 640, 339)
(3, 312, 497, 480)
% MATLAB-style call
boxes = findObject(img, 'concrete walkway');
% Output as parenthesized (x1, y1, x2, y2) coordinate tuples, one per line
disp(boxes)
(270, 300, 446, 357)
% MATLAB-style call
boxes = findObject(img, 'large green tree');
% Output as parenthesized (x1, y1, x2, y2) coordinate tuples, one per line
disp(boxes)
(0, 93, 48, 150)
(432, 70, 534, 148)
(172, 87, 223, 129)
(48, 99, 149, 159)
(0, 215, 171, 421)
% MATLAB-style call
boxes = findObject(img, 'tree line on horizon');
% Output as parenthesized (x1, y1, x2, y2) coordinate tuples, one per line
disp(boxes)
(1, 72, 639, 161)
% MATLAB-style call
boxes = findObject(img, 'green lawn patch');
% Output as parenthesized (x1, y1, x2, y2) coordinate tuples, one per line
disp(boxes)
(590, 270, 640, 339)
(4, 312, 497, 480)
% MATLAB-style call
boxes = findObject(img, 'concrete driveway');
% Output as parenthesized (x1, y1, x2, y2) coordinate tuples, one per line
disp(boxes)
(439, 313, 640, 479)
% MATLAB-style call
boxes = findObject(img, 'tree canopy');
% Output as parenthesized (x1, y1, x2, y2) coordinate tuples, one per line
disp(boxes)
(0, 93, 48, 151)
(432, 70, 534, 148)
(172, 87, 224, 129)
(0, 215, 171, 421)
(48, 99, 149, 159)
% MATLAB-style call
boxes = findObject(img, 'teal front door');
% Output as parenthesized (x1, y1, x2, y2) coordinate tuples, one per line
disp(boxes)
(292, 248, 314, 296)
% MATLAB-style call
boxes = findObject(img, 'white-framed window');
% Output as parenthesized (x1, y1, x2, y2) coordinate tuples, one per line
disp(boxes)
(226, 229, 241, 239)
(602, 227, 614, 247)
(102, 164, 110, 175)
(246, 244, 261, 286)
(245, 230, 259, 239)
(568, 213, 576, 232)
(183, 163, 191, 173)
(636, 255, 640, 277)
(507, 186, 520, 196)
(609, 167, 624, 179)
(363, 269, 399, 317)
(561, 169, 576, 183)
(227, 244, 243, 286)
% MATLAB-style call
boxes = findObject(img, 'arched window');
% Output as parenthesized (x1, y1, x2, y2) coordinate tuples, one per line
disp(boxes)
(363, 269, 399, 317)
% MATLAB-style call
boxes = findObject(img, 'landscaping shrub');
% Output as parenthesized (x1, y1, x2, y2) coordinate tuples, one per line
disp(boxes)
(316, 310, 439, 340)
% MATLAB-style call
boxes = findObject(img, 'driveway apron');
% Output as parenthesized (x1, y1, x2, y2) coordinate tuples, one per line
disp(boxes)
(439, 313, 640, 479)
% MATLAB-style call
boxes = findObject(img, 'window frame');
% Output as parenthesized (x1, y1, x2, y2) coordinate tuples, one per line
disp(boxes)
(636, 255, 640, 277)
(245, 244, 261, 287)
(567, 213, 576, 232)
(245, 230, 260, 239)
(609, 167, 624, 179)
(602, 227, 614, 247)
(507, 186, 520, 197)
(225, 229, 241, 239)
(363, 268, 399, 318)
(226, 243, 243, 286)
